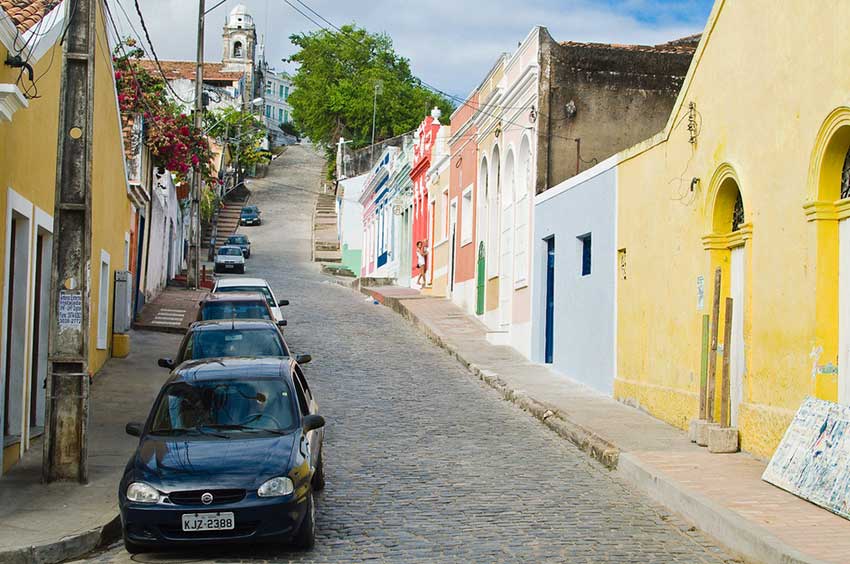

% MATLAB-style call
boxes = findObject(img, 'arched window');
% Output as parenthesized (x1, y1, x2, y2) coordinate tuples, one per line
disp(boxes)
(841, 147, 850, 199)
(233, 41, 243, 58)
(732, 192, 744, 231)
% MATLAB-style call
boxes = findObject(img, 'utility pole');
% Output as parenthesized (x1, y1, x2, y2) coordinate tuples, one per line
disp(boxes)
(44, 0, 96, 483)
(187, 0, 206, 289)
(370, 80, 382, 163)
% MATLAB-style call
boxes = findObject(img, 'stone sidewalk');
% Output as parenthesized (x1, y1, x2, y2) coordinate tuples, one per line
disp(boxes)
(132, 286, 208, 334)
(357, 282, 850, 564)
(0, 331, 182, 564)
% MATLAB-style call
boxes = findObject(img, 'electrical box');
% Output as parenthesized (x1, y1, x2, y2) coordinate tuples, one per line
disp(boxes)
(113, 270, 132, 334)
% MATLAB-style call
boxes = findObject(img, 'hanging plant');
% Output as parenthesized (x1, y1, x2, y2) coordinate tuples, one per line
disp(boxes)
(113, 39, 213, 185)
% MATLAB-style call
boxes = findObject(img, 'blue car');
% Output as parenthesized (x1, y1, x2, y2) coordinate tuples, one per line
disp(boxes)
(240, 206, 261, 226)
(119, 358, 326, 553)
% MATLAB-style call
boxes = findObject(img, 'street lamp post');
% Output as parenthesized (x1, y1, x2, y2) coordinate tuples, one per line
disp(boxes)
(370, 81, 382, 163)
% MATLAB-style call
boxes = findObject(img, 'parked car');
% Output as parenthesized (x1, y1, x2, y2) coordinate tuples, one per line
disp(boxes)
(240, 205, 261, 226)
(120, 357, 325, 553)
(214, 245, 246, 274)
(213, 278, 288, 323)
(196, 292, 276, 322)
(226, 234, 251, 258)
(157, 320, 310, 368)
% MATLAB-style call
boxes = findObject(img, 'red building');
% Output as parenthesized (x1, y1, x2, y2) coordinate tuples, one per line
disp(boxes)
(410, 108, 443, 285)
(446, 92, 480, 312)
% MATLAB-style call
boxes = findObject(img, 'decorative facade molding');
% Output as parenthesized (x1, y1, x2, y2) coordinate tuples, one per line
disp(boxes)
(0, 84, 29, 122)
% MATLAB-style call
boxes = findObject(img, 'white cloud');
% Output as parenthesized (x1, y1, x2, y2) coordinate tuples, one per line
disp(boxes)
(112, 0, 708, 97)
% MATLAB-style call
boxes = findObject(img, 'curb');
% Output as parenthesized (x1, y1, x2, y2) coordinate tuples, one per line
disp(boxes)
(358, 285, 620, 470)
(0, 515, 120, 564)
(359, 282, 831, 564)
(617, 454, 830, 564)
(131, 322, 188, 335)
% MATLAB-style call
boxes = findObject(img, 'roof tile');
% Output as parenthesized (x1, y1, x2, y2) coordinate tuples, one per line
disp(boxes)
(138, 60, 244, 83)
(0, 0, 61, 33)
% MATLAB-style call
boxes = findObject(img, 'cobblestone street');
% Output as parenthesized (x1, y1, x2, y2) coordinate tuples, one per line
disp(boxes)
(82, 145, 738, 563)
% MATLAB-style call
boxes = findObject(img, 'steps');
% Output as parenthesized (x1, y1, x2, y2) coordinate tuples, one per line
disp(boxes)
(202, 198, 248, 253)
(313, 191, 341, 263)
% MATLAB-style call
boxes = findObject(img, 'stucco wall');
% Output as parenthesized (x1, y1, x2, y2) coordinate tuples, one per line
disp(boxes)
(615, 0, 850, 458)
(533, 160, 617, 394)
(339, 174, 366, 274)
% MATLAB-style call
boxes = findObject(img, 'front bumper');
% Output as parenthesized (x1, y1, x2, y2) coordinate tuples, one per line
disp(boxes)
(121, 494, 308, 546)
(240, 218, 259, 225)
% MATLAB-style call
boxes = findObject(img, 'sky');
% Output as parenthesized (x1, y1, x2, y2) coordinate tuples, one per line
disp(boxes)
(110, 0, 714, 98)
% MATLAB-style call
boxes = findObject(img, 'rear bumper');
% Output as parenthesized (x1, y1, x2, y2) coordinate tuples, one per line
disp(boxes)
(121, 494, 308, 547)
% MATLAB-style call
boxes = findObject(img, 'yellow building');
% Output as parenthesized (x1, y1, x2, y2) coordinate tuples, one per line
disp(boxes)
(615, 0, 850, 458)
(424, 125, 451, 297)
(0, 0, 135, 473)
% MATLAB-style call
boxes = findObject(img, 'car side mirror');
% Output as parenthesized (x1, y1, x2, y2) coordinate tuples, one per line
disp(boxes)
(278, 300, 289, 306)
(277, 320, 287, 327)
(157, 358, 176, 370)
(295, 354, 312, 365)
(125, 422, 142, 437)
(302, 414, 325, 432)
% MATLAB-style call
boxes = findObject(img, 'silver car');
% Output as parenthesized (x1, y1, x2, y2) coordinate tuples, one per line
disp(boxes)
(214, 245, 246, 274)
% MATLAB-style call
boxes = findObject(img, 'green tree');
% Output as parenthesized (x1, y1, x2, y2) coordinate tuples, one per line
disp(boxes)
(287, 25, 454, 167)
(204, 107, 271, 176)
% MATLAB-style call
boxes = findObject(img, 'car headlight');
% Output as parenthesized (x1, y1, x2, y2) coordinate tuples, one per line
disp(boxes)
(258, 477, 294, 497)
(126, 482, 160, 503)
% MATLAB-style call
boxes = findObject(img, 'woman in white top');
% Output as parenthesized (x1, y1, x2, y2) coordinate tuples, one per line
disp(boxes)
(416, 240, 429, 287)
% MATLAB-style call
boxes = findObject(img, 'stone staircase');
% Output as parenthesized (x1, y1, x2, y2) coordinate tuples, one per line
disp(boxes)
(202, 197, 248, 254)
(313, 190, 343, 265)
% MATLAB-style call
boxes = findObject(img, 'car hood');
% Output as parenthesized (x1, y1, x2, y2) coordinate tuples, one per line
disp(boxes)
(132, 434, 298, 490)
(216, 255, 243, 262)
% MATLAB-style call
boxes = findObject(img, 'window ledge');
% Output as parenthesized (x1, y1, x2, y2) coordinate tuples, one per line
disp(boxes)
(0, 84, 29, 123)
(3, 434, 21, 448)
(461, 238, 473, 247)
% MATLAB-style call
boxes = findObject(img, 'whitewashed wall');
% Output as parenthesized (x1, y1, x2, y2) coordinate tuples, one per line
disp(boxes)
(531, 157, 618, 394)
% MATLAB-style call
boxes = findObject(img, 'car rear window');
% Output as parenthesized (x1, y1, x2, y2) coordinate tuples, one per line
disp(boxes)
(149, 378, 297, 436)
(188, 328, 287, 359)
(215, 285, 273, 306)
(201, 302, 271, 321)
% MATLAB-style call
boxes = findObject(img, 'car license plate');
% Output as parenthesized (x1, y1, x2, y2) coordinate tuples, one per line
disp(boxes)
(181, 512, 235, 532)
(225, 264, 234, 269)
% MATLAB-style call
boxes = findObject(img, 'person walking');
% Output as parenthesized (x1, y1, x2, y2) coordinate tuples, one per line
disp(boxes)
(416, 240, 429, 287)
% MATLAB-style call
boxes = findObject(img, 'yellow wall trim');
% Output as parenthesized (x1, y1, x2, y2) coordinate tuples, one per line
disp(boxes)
(701, 223, 752, 250)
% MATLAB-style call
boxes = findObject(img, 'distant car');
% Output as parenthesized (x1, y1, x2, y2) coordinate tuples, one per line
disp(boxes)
(120, 357, 326, 553)
(226, 234, 251, 258)
(214, 245, 245, 274)
(240, 206, 261, 226)
(196, 292, 276, 323)
(213, 277, 288, 323)
(157, 320, 309, 368)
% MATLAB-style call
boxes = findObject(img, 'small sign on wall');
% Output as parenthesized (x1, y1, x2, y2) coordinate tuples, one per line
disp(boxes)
(697, 275, 705, 310)
(58, 290, 83, 331)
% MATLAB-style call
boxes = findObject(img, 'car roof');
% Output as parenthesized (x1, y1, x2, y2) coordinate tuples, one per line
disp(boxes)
(215, 277, 269, 288)
(202, 292, 267, 303)
(188, 319, 279, 331)
(170, 357, 289, 383)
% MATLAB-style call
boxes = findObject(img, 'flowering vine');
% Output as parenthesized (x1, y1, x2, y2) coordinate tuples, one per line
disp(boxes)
(113, 39, 214, 184)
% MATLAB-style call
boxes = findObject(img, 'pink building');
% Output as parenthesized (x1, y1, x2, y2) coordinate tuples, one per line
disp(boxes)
(410, 108, 443, 285)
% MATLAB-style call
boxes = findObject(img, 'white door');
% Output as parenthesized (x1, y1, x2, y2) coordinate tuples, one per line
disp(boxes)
(730, 246, 746, 425)
(839, 220, 850, 404)
(499, 203, 513, 327)
(448, 201, 458, 297)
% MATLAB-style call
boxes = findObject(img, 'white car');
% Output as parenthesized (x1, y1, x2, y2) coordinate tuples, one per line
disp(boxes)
(212, 277, 287, 322)
(214, 245, 246, 274)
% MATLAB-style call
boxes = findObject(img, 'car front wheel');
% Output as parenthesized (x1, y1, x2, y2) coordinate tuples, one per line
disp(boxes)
(292, 491, 315, 550)
(238, 264, 245, 274)
(312, 452, 325, 491)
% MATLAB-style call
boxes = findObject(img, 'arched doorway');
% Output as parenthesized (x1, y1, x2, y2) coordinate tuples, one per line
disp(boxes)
(807, 108, 850, 405)
(477, 157, 489, 316)
(500, 149, 515, 328)
(704, 165, 750, 426)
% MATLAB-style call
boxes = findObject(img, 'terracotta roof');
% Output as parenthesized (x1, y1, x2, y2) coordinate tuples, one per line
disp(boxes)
(138, 60, 244, 83)
(0, 0, 61, 33)
(561, 34, 700, 55)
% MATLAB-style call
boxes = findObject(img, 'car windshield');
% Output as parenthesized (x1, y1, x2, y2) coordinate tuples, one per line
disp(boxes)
(241, 208, 257, 215)
(218, 247, 242, 257)
(187, 328, 286, 359)
(149, 378, 296, 436)
(228, 236, 248, 244)
(201, 302, 271, 321)
(216, 285, 274, 306)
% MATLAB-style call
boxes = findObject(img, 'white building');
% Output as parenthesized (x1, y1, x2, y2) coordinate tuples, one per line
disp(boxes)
(531, 156, 618, 394)
(263, 70, 295, 146)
